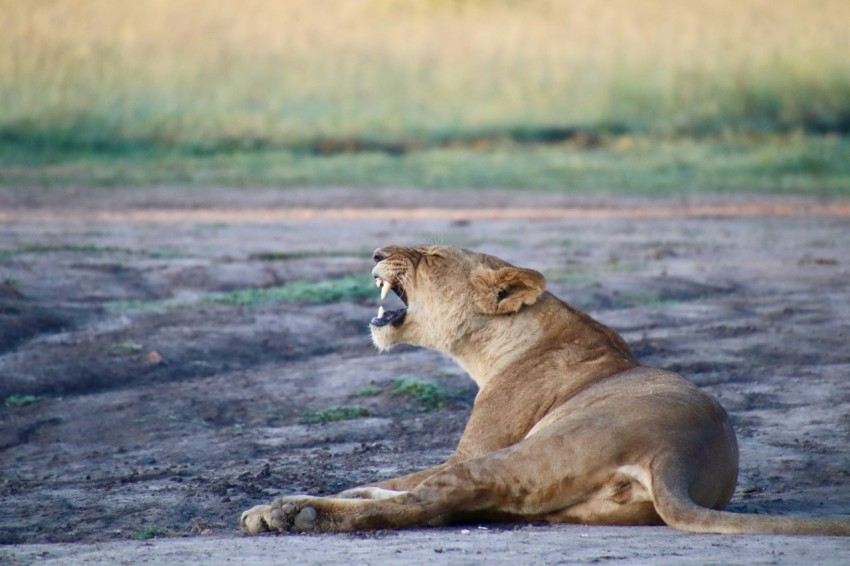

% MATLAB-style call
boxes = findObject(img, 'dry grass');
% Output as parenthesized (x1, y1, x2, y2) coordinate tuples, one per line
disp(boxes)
(2, 0, 849, 147)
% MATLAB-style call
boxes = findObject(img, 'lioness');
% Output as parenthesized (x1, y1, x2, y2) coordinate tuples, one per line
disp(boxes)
(241, 245, 850, 536)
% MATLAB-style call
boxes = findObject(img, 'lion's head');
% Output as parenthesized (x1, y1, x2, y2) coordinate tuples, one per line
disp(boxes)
(369, 245, 546, 354)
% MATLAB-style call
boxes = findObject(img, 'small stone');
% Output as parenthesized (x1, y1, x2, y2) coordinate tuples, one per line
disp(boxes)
(145, 351, 164, 366)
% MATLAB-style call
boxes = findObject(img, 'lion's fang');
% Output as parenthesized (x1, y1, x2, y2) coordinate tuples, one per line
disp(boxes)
(378, 306, 385, 318)
(381, 280, 391, 300)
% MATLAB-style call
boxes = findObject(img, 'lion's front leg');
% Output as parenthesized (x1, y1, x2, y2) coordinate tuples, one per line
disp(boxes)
(240, 492, 436, 534)
(335, 486, 408, 500)
(238, 463, 443, 534)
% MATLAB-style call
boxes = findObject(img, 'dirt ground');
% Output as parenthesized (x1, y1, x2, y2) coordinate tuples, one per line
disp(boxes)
(1, 187, 849, 564)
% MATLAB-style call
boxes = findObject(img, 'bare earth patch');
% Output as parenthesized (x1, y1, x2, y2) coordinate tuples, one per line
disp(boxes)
(1, 188, 849, 564)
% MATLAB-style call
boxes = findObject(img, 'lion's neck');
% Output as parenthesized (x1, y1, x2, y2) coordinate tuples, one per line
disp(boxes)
(446, 301, 544, 388)
(449, 319, 543, 388)
(449, 294, 636, 390)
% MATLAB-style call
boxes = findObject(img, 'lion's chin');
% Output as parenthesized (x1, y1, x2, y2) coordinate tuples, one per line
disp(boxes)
(369, 326, 398, 352)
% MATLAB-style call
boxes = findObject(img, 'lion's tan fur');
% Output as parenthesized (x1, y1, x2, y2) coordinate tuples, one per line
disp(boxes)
(241, 245, 850, 536)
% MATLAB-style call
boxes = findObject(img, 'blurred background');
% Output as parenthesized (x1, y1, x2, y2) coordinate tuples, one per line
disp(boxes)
(2, 0, 849, 193)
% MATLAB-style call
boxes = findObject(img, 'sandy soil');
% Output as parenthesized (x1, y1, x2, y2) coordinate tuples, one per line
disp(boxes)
(1, 188, 849, 564)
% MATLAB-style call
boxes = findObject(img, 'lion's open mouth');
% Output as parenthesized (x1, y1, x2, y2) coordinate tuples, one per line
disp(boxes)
(371, 276, 408, 327)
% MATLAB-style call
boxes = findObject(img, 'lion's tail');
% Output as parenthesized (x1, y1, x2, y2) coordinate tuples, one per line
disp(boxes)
(651, 459, 850, 536)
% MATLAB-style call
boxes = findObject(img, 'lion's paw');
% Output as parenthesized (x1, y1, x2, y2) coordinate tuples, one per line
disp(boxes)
(240, 497, 320, 534)
(240, 504, 274, 534)
(272, 497, 319, 532)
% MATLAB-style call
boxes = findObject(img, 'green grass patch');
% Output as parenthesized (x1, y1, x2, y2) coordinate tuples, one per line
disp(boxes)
(112, 341, 144, 353)
(106, 299, 168, 314)
(3, 135, 848, 194)
(250, 250, 368, 262)
(615, 291, 683, 309)
(13, 244, 126, 255)
(392, 379, 447, 412)
(351, 385, 382, 397)
(130, 526, 169, 541)
(0, 244, 185, 260)
(548, 270, 598, 286)
(4, 394, 40, 409)
(203, 275, 374, 306)
(146, 249, 186, 260)
(301, 406, 374, 425)
(106, 275, 375, 313)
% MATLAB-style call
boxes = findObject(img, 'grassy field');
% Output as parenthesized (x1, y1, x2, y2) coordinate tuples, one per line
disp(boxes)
(1, 0, 849, 192)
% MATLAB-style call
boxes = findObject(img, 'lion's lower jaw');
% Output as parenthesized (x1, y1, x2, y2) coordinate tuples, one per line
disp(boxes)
(370, 327, 396, 351)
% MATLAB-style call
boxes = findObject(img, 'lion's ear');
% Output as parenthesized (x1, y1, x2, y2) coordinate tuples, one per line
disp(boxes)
(470, 266, 546, 315)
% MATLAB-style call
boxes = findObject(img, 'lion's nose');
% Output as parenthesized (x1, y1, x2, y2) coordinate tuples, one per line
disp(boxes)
(372, 248, 388, 263)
